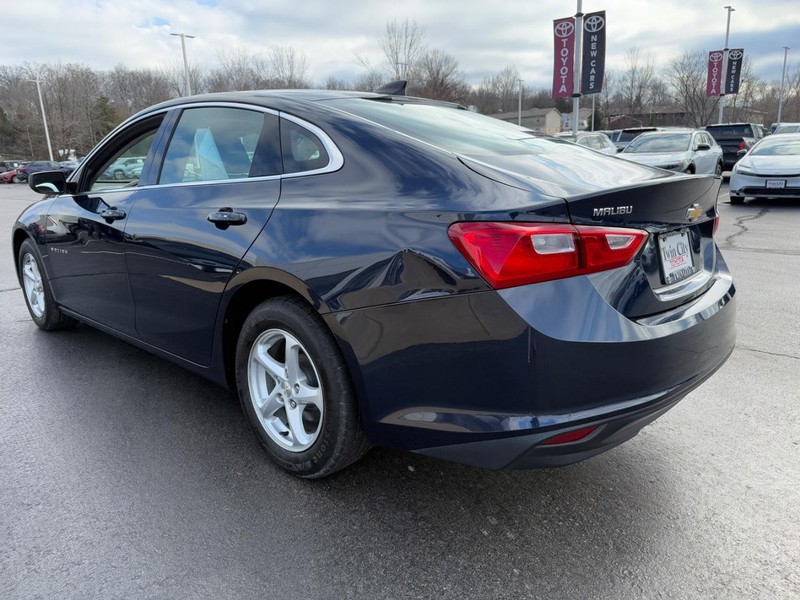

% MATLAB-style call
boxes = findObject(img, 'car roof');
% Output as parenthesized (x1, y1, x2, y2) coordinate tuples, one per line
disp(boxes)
(137, 89, 465, 119)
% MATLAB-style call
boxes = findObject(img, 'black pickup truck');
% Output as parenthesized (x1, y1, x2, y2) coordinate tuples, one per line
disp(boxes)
(705, 123, 764, 171)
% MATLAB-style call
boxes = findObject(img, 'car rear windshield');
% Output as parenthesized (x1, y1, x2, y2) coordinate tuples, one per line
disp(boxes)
(774, 125, 800, 134)
(617, 130, 655, 142)
(625, 133, 691, 153)
(706, 125, 754, 137)
(325, 98, 575, 156)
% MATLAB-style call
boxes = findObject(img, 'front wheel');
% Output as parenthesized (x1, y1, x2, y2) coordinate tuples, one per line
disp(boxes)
(12, 175, 21, 183)
(235, 296, 369, 478)
(715, 162, 723, 176)
(17, 239, 76, 330)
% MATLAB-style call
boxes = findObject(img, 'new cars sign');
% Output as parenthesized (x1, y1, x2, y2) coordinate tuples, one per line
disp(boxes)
(552, 17, 576, 98)
(581, 11, 606, 94)
(725, 49, 744, 94)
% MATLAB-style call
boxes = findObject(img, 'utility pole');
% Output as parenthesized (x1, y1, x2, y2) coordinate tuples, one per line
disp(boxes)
(518, 79, 524, 126)
(27, 73, 53, 161)
(170, 32, 195, 96)
(572, 0, 584, 136)
(777, 46, 790, 125)
(717, 6, 735, 124)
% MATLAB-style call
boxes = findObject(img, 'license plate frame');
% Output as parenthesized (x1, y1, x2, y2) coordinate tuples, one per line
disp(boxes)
(658, 229, 696, 285)
(766, 179, 786, 189)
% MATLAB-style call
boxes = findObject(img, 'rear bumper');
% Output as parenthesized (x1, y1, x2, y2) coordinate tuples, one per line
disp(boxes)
(333, 252, 736, 470)
(415, 347, 731, 469)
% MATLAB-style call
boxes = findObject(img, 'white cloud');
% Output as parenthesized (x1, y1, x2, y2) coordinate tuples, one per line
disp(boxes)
(3, 0, 799, 87)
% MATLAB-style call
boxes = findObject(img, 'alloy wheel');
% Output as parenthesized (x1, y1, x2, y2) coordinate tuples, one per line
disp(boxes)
(247, 328, 324, 452)
(21, 253, 45, 318)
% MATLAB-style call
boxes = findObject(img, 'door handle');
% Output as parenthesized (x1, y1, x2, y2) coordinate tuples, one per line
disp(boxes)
(100, 208, 126, 223)
(207, 208, 247, 229)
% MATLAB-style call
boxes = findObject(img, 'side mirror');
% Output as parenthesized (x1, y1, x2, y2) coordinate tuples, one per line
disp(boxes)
(696, 143, 712, 151)
(29, 170, 67, 195)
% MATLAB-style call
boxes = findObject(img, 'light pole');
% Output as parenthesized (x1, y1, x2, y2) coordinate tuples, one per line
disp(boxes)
(717, 5, 735, 124)
(518, 79, 524, 126)
(170, 32, 195, 96)
(26, 73, 53, 161)
(777, 46, 790, 125)
(572, 0, 584, 136)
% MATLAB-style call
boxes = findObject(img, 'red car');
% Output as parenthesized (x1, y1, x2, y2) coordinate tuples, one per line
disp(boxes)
(1, 169, 20, 184)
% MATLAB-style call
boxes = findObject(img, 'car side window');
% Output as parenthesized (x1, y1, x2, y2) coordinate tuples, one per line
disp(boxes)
(160, 107, 279, 184)
(587, 136, 604, 150)
(86, 117, 163, 192)
(281, 118, 329, 174)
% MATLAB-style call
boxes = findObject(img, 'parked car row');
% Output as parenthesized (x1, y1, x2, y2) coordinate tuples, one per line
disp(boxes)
(1, 160, 80, 183)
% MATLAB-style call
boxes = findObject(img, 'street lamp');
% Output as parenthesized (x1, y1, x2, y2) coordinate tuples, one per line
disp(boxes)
(170, 32, 195, 96)
(777, 46, 790, 125)
(717, 5, 735, 124)
(26, 73, 54, 161)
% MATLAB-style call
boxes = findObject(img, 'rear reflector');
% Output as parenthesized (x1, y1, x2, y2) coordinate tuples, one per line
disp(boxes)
(539, 425, 599, 446)
(448, 222, 648, 289)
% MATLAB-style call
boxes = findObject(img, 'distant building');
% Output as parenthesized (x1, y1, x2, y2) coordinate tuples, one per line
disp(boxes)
(489, 108, 562, 134)
(562, 107, 593, 131)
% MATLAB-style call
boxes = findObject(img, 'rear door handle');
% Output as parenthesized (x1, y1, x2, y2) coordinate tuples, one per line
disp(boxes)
(207, 208, 247, 229)
(100, 208, 126, 223)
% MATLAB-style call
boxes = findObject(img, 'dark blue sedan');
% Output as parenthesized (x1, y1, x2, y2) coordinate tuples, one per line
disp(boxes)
(13, 89, 735, 478)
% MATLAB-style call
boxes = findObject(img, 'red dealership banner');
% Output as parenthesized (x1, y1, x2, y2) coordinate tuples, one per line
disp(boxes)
(706, 50, 724, 97)
(553, 17, 576, 98)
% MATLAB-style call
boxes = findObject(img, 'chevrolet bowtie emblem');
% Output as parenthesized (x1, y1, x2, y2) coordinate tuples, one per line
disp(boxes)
(686, 204, 703, 221)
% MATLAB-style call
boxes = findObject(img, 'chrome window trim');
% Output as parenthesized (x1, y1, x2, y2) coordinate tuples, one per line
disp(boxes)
(77, 101, 344, 194)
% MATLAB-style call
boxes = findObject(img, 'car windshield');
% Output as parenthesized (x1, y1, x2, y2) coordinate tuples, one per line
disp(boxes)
(326, 98, 577, 156)
(774, 125, 800, 134)
(751, 138, 800, 156)
(625, 133, 691, 153)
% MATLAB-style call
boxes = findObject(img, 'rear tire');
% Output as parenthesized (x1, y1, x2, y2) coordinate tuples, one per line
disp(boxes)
(730, 195, 744, 205)
(235, 296, 369, 478)
(17, 239, 77, 330)
(715, 162, 723, 176)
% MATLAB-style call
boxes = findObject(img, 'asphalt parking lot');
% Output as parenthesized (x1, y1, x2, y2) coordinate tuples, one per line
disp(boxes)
(1, 181, 798, 599)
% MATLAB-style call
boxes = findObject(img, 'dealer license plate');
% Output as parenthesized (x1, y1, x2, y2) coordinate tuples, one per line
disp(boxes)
(766, 179, 786, 189)
(658, 229, 695, 285)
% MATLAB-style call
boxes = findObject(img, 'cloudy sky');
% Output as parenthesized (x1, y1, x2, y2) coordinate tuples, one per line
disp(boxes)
(4, 0, 800, 88)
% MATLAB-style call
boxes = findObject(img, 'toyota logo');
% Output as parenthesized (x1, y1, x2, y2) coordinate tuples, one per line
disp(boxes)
(728, 50, 743, 61)
(710, 52, 724, 63)
(555, 21, 575, 38)
(584, 15, 605, 32)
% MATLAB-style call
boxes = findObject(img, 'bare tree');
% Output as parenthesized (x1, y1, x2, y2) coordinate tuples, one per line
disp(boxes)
(618, 47, 657, 115)
(378, 18, 426, 79)
(665, 51, 718, 126)
(410, 50, 469, 102)
(270, 46, 309, 88)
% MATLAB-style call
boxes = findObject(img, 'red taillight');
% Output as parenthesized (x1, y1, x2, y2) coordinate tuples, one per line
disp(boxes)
(713, 213, 720, 236)
(539, 425, 599, 446)
(738, 140, 746, 150)
(448, 222, 648, 289)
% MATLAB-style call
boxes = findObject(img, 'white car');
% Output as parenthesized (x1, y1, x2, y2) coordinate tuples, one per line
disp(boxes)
(620, 130, 723, 175)
(729, 133, 800, 204)
(554, 131, 618, 156)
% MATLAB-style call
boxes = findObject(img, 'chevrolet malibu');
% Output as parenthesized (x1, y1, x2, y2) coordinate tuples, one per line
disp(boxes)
(13, 90, 736, 478)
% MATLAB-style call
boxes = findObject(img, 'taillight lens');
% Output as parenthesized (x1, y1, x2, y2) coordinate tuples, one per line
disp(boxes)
(738, 140, 746, 150)
(448, 222, 648, 289)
